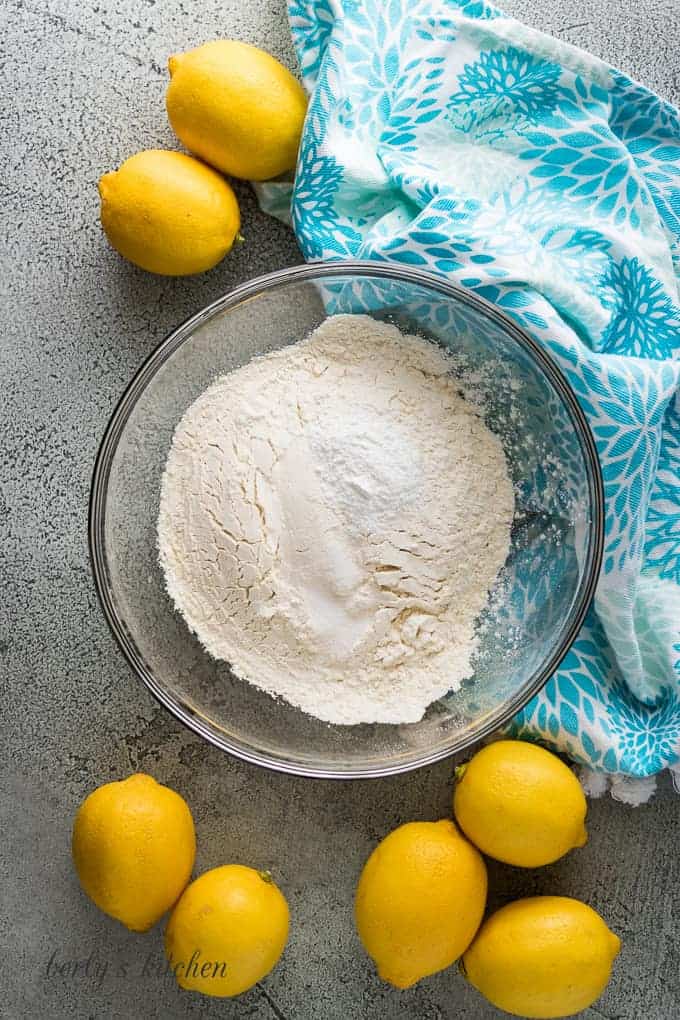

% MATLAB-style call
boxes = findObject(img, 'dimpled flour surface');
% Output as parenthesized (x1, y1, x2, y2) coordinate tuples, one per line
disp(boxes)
(157, 315, 514, 724)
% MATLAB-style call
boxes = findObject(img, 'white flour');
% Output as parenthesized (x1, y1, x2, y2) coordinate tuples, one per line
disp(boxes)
(157, 315, 514, 725)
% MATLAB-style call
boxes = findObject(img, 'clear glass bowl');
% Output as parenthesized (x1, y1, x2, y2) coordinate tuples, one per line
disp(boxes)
(90, 262, 604, 778)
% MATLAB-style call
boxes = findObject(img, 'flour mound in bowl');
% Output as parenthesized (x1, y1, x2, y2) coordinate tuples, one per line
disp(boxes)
(157, 314, 514, 725)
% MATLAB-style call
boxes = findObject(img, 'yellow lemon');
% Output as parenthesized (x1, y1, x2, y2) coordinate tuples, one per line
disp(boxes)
(166, 40, 308, 181)
(462, 896, 621, 1018)
(164, 864, 289, 997)
(453, 739, 587, 867)
(72, 773, 195, 932)
(99, 149, 240, 275)
(354, 819, 487, 989)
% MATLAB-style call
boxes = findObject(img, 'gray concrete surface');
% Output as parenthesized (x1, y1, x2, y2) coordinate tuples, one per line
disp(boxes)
(1, 0, 679, 1017)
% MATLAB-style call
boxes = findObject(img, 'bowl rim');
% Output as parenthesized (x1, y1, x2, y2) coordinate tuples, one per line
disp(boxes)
(89, 260, 605, 779)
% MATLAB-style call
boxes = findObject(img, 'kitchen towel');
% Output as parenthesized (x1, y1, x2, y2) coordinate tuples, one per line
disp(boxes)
(258, 0, 680, 786)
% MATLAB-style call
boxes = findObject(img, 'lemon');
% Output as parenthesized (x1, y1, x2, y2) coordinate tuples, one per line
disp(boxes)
(354, 819, 487, 989)
(99, 149, 240, 275)
(72, 773, 195, 932)
(164, 864, 289, 997)
(166, 40, 308, 181)
(462, 896, 621, 1018)
(453, 739, 587, 867)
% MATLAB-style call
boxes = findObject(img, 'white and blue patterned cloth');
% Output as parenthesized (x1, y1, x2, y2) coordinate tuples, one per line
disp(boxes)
(259, 0, 680, 777)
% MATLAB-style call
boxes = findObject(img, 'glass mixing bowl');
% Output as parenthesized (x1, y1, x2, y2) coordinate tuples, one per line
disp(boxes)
(90, 262, 603, 778)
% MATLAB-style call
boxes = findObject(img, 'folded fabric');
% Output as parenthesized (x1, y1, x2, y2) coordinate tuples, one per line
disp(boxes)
(258, 0, 680, 781)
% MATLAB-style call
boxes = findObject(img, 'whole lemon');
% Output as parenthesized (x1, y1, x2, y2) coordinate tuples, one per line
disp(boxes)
(99, 149, 240, 275)
(462, 896, 621, 1018)
(72, 773, 195, 932)
(453, 740, 587, 867)
(166, 40, 308, 181)
(354, 819, 487, 989)
(164, 864, 289, 997)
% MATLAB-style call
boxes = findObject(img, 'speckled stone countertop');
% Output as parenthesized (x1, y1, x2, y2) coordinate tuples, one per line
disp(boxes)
(2, 1, 679, 1017)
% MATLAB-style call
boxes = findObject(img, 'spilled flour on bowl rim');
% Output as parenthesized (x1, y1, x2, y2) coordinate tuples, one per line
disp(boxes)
(157, 314, 514, 725)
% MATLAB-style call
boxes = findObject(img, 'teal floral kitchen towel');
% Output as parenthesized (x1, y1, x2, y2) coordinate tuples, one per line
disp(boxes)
(259, 0, 680, 778)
